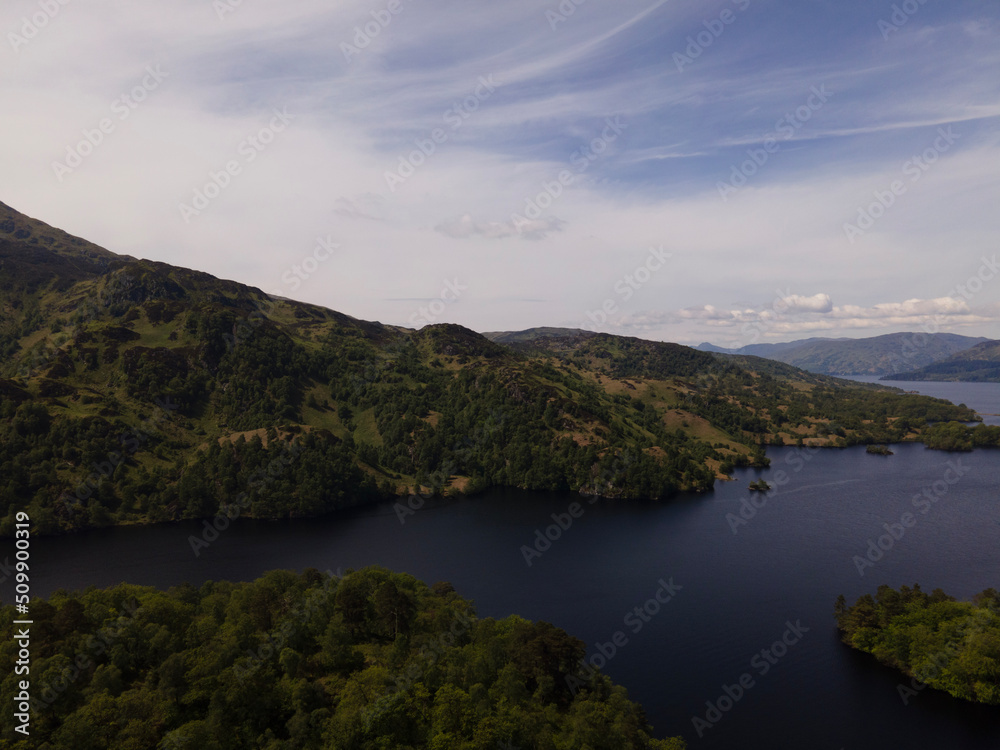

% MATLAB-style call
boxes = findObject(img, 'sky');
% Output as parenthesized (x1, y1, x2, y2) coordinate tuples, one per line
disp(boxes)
(3, 0, 1000, 348)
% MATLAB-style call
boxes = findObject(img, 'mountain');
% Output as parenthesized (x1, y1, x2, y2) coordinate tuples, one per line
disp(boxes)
(695, 341, 731, 354)
(482, 326, 596, 345)
(698, 333, 990, 376)
(884, 340, 1000, 382)
(698, 337, 846, 358)
(0, 202, 978, 535)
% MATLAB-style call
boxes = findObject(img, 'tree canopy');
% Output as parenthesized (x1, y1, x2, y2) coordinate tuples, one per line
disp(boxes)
(835, 584, 1000, 705)
(0, 567, 687, 749)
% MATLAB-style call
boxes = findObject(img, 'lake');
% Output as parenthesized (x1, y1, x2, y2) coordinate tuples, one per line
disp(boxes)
(7, 383, 1000, 749)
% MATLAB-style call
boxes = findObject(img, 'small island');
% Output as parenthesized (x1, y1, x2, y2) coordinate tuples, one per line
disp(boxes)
(748, 479, 772, 492)
(865, 444, 894, 455)
(835, 585, 1000, 705)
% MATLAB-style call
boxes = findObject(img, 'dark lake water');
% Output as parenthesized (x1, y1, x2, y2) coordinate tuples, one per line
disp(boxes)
(6, 384, 1000, 749)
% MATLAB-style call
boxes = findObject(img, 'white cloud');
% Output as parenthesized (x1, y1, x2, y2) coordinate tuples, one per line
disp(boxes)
(2, 0, 999, 345)
(780, 294, 834, 314)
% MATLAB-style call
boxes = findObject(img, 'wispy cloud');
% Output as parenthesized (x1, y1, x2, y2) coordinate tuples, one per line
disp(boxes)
(2, 0, 999, 342)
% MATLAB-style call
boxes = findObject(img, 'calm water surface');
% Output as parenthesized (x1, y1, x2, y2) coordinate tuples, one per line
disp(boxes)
(6, 384, 1000, 749)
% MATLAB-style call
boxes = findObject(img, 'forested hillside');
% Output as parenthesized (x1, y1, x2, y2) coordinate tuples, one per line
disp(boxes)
(0, 201, 979, 535)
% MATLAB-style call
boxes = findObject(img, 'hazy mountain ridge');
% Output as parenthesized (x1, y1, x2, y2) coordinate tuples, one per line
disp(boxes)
(0, 202, 978, 535)
(699, 333, 990, 376)
(884, 340, 1000, 383)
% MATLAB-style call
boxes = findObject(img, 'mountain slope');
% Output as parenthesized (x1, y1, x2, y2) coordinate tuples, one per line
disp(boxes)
(884, 340, 1000, 382)
(700, 333, 989, 376)
(0, 202, 978, 535)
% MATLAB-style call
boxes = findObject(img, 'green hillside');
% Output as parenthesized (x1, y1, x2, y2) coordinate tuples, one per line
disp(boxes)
(0, 202, 979, 536)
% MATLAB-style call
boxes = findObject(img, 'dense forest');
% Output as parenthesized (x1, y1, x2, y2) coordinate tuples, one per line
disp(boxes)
(921, 422, 1000, 451)
(0, 201, 983, 535)
(835, 585, 1000, 705)
(0, 567, 686, 749)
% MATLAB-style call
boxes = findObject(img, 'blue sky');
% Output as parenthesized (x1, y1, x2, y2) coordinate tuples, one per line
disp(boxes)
(4, 0, 999, 346)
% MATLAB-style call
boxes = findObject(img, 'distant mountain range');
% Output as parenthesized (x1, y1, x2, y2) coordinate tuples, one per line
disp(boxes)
(697, 333, 992, 378)
(883, 340, 1000, 383)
